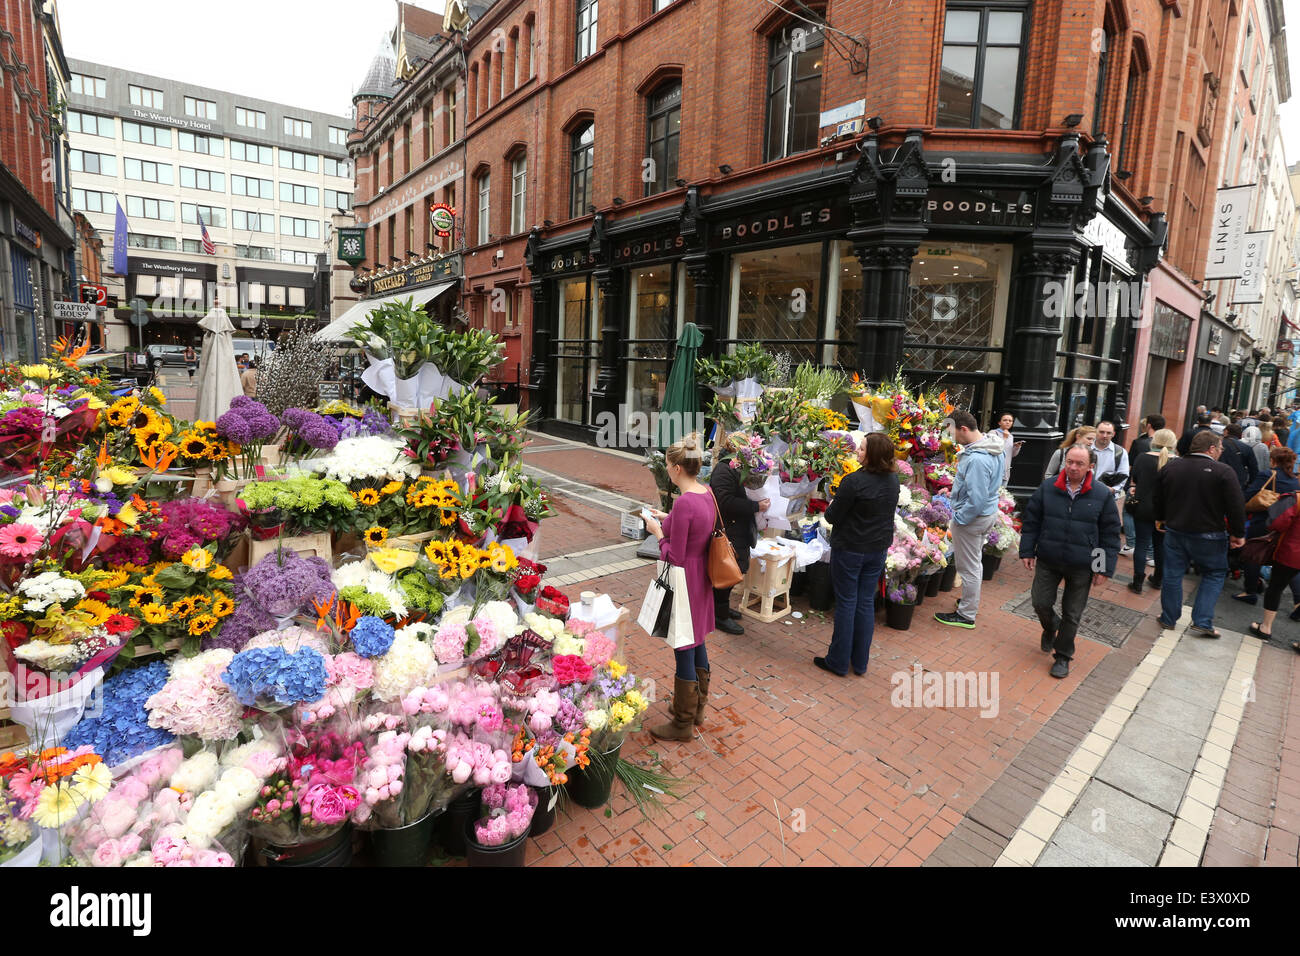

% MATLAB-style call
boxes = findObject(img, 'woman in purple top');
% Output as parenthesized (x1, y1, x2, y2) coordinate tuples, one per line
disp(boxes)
(642, 432, 716, 741)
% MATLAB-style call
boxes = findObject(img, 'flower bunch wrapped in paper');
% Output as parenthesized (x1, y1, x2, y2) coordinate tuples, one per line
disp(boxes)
(695, 343, 776, 400)
(0, 744, 111, 840)
(399, 684, 454, 815)
(984, 508, 1021, 556)
(884, 517, 925, 602)
(472, 781, 536, 846)
(63, 744, 184, 866)
(350, 704, 413, 830)
(724, 433, 776, 494)
(1, 566, 130, 679)
(509, 685, 590, 787)
(0, 777, 37, 864)
(567, 660, 650, 755)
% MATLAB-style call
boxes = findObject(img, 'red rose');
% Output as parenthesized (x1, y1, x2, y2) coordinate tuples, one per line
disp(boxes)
(1, 619, 28, 651)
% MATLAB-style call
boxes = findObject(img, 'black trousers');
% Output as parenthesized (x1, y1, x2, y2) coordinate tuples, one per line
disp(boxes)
(714, 532, 751, 617)
(1262, 560, 1300, 612)
(1031, 562, 1094, 661)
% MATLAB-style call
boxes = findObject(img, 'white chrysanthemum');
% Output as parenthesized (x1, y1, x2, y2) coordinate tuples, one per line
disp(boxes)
(372, 629, 436, 702)
(13, 640, 83, 670)
(331, 560, 370, 590)
(308, 436, 420, 483)
(584, 709, 608, 731)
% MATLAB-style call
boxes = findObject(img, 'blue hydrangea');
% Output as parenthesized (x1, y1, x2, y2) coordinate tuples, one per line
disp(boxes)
(221, 646, 328, 707)
(350, 616, 395, 658)
(63, 661, 175, 765)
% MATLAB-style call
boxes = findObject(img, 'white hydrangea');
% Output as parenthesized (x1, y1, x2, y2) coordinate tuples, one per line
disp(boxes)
(523, 612, 565, 642)
(372, 629, 436, 702)
(169, 648, 234, 682)
(897, 486, 913, 508)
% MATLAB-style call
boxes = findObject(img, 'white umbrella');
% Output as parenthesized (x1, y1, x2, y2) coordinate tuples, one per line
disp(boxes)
(193, 307, 243, 422)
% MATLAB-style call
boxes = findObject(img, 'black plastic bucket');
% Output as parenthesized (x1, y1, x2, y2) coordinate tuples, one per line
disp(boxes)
(369, 810, 439, 867)
(805, 562, 833, 611)
(565, 743, 622, 809)
(528, 786, 559, 837)
(464, 820, 530, 867)
(264, 826, 352, 867)
(437, 788, 481, 857)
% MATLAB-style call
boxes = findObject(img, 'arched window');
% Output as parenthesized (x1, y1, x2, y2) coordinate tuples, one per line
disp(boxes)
(645, 81, 681, 196)
(570, 122, 594, 218)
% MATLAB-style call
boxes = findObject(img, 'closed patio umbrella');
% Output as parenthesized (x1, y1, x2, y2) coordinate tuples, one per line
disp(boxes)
(656, 322, 704, 450)
(193, 307, 243, 423)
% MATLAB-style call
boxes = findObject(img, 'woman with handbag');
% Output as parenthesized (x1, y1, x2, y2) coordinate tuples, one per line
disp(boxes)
(1126, 428, 1177, 594)
(642, 432, 719, 741)
(815, 432, 899, 677)
(1233, 446, 1300, 604)
(1248, 489, 1300, 650)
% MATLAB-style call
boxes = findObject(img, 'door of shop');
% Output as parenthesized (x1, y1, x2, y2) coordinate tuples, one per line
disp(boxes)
(553, 275, 603, 427)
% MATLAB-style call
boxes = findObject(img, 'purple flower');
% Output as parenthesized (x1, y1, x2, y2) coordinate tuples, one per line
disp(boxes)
(217, 397, 280, 444)
(238, 549, 336, 618)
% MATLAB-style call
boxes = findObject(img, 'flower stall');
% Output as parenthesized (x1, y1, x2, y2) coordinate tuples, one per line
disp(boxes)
(0, 327, 671, 869)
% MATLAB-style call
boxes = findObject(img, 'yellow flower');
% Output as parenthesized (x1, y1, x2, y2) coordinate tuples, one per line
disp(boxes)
(458, 558, 478, 579)
(140, 604, 171, 625)
(363, 526, 389, 546)
(171, 596, 198, 619)
(102, 466, 137, 486)
(438, 508, 457, 527)
(74, 391, 107, 410)
(608, 660, 627, 679)
(609, 701, 635, 729)
(178, 432, 213, 460)
(211, 593, 235, 618)
(354, 489, 381, 506)
(625, 690, 648, 713)
(181, 547, 213, 571)
(187, 613, 218, 636)
(19, 364, 57, 381)
(129, 585, 164, 608)
(33, 782, 85, 827)
(380, 480, 403, 496)
(73, 599, 112, 627)
(93, 569, 130, 590)
(148, 386, 167, 405)
(424, 541, 446, 563)
(104, 398, 139, 428)
(208, 564, 233, 581)
(72, 761, 112, 801)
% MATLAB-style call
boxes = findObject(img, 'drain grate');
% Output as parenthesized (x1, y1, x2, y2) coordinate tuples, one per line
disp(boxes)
(1001, 591, 1146, 648)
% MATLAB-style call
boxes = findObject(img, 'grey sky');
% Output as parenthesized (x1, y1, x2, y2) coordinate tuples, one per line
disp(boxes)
(55, 0, 1300, 165)
(55, 0, 445, 119)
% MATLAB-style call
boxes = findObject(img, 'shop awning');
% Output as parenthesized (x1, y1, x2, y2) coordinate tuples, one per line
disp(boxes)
(313, 281, 456, 343)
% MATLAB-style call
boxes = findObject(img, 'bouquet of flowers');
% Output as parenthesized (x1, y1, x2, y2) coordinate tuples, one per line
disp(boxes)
(332, 559, 410, 621)
(471, 781, 535, 846)
(279, 407, 341, 460)
(726, 434, 776, 492)
(0, 744, 111, 836)
(512, 557, 546, 609)
(215, 396, 281, 479)
(884, 521, 925, 603)
(106, 546, 238, 657)
(0, 778, 37, 864)
(146, 648, 245, 741)
(237, 474, 357, 536)
(0, 567, 127, 677)
(399, 684, 453, 816)
(568, 660, 650, 754)
(984, 508, 1021, 556)
(156, 497, 245, 562)
(64, 660, 174, 765)
(350, 705, 411, 830)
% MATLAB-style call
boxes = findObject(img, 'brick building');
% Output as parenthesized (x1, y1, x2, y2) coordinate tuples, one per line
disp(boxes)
(335, 4, 469, 355)
(0, 0, 76, 362)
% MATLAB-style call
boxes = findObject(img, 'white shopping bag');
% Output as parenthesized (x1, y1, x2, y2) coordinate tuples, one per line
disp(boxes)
(636, 562, 695, 649)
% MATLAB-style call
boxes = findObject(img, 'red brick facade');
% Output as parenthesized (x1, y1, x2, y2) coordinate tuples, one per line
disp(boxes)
(0, 0, 58, 213)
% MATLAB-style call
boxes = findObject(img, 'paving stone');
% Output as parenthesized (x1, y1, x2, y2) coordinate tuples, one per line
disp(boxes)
(1095, 742, 1192, 814)
(1066, 780, 1173, 865)
(1115, 712, 1206, 773)
(1043, 820, 1150, 867)
(1133, 692, 1217, 739)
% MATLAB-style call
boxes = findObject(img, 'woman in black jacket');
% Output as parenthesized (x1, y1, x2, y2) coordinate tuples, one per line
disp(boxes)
(815, 432, 899, 677)
(709, 434, 769, 635)
(1126, 428, 1176, 594)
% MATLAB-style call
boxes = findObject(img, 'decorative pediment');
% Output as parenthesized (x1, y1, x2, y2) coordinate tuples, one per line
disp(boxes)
(892, 131, 929, 198)
(1047, 132, 1086, 205)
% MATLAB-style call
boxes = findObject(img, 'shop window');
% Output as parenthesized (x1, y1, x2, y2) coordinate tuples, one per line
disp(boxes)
(728, 243, 824, 364)
(764, 27, 824, 162)
(904, 243, 1011, 374)
(644, 82, 681, 196)
(935, 3, 1027, 130)
(576, 0, 598, 63)
(570, 122, 594, 218)
(625, 264, 690, 437)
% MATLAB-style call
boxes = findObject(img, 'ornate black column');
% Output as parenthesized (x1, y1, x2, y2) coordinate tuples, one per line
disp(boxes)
(590, 267, 623, 425)
(851, 243, 884, 378)
(684, 252, 720, 358)
(1003, 240, 1080, 491)
(525, 281, 552, 423)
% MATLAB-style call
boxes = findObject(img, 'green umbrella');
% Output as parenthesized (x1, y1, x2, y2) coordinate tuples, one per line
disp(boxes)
(657, 322, 705, 450)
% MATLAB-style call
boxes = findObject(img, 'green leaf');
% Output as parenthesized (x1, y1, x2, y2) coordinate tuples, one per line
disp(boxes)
(694, 809, 707, 821)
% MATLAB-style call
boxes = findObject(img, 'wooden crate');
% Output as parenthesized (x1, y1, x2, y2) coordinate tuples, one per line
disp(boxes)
(248, 531, 332, 567)
(738, 548, 796, 623)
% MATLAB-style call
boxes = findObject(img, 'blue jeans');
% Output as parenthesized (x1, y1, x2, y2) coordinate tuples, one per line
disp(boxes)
(1123, 509, 1136, 547)
(1160, 530, 1229, 629)
(827, 547, 887, 675)
(1132, 519, 1163, 583)
(674, 644, 709, 680)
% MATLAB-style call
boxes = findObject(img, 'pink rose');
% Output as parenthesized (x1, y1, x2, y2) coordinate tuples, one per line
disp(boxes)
(92, 839, 127, 868)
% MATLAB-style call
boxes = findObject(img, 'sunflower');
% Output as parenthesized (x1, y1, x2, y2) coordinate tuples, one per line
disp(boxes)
(191, 594, 211, 609)
(458, 557, 478, 579)
(90, 569, 130, 590)
(438, 508, 457, 527)
(211, 593, 235, 617)
(208, 564, 233, 580)
(73, 599, 112, 627)
(140, 603, 171, 624)
(206, 440, 232, 461)
(156, 440, 180, 461)
(181, 547, 213, 571)
(133, 426, 164, 453)
(178, 432, 213, 460)
(363, 526, 389, 546)
(489, 550, 517, 574)
(104, 398, 139, 428)
(171, 596, 199, 619)
(187, 613, 218, 637)
(128, 585, 164, 608)
(354, 488, 381, 506)
(148, 386, 167, 406)
(380, 480, 404, 496)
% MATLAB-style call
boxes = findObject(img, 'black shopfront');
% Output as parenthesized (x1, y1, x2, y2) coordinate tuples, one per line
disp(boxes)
(524, 131, 1165, 494)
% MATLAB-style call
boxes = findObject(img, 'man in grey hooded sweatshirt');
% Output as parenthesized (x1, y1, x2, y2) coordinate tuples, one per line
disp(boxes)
(935, 410, 1005, 629)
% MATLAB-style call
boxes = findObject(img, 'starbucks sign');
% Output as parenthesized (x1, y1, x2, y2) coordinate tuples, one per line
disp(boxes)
(429, 203, 456, 238)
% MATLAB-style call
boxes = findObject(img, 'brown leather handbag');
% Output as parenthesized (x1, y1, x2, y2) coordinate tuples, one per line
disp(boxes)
(707, 491, 744, 589)
(1246, 472, 1279, 513)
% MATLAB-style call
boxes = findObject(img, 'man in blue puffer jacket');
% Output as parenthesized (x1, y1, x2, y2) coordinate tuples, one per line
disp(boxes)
(935, 410, 1005, 630)
(1019, 443, 1122, 679)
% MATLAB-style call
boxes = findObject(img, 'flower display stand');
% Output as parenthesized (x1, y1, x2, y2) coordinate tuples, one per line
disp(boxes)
(738, 552, 796, 623)
(247, 531, 332, 567)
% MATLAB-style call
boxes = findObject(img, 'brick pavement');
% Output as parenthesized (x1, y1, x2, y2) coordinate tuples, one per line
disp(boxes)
(521, 433, 1300, 867)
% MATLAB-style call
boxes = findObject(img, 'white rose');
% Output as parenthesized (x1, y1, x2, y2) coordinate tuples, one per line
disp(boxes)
(584, 709, 608, 731)
(169, 752, 219, 794)
(213, 767, 261, 811)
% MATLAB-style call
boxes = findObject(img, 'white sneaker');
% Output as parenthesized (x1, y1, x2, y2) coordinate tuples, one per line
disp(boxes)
(1119, 545, 1134, 556)
(1147, 557, 1156, 567)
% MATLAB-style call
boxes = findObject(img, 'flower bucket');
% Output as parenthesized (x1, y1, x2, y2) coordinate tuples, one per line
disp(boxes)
(437, 787, 480, 856)
(246, 507, 286, 541)
(565, 741, 622, 809)
(264, 825, 353, 867)
(7, 666, 103, 747)
(914, 582, 926, 607)
(939, 564, 958, 592)
(0, 837, 41, 868)
(527, 785, 559, 837)
(925, 572, 943, 597)
(884, 600, 915, 630)
(369, 809, 439, 867)
(465, 820, 530, 867)
(982, 553, 1002, 581)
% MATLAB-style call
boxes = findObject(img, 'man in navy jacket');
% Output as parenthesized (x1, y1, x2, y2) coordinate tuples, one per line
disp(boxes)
(1020, 443, 1122, 679)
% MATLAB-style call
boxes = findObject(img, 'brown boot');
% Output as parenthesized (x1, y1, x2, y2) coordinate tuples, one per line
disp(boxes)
(648, 678, 698, 741)
(694, 668, 710, 726)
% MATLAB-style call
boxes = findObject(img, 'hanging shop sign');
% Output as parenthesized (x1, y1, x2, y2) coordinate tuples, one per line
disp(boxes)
(1081, 212, 1133, 269)
(368, 254, 460, 295)
(1149, 302, 1192, 362)
(925, 188, 1035, 227)
(1259, 363, 1277, 377)
(337, 227, 366, 266)
(1232, 231, 1271, 305)
(429, 203, 456, 238)
(711, 201, 846, 245)
(1204, 184, 1254, 280)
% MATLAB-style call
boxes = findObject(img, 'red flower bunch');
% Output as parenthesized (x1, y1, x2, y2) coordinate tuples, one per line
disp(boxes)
(806, 498, 829, 515)
(2, 619, 28, 651)
(535, 585, 569, 617)
(551, 654, 593, 687)
(513, 557, 547, 599)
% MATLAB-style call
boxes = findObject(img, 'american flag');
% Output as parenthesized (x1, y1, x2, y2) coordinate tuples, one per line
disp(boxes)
(197, 210, 215, 255)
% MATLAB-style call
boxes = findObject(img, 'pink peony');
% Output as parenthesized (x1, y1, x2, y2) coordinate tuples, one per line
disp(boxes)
(326, 652, 374, 691)
(300, 783, 361, 826)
